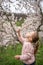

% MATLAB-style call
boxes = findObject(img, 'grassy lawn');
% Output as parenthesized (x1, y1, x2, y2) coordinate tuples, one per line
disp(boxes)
(36, 41, 43, 65)
(0, 41, 43, 65)
(0, 43, 24, 65)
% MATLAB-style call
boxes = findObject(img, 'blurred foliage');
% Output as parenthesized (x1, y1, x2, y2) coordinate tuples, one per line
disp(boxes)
(15, 18, 24, 26)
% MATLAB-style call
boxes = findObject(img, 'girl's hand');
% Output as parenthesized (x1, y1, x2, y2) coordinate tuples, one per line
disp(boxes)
(14, 55, 20, 60)
(15, 27, 21, 32)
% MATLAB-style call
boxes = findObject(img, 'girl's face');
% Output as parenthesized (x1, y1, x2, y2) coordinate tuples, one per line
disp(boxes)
(25, 32, 35, 42)
(25, 32, 34, 38)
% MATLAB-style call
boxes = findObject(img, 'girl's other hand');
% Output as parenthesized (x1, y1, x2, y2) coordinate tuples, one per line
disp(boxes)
(14, 55, 20, 60)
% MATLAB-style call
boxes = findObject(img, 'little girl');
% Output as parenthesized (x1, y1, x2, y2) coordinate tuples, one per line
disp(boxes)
(14, 27, 39, 65)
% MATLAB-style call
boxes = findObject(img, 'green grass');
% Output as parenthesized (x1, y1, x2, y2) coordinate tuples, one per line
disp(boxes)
(36, 42, 43, 65)
(0, 43, 23, 65)
(0, 42, 43, 65)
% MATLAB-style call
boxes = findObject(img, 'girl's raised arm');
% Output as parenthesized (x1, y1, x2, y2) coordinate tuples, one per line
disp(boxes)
(16, 30, 26, 44)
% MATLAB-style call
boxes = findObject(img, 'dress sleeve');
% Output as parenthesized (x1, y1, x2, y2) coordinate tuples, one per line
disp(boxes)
(20, 53, 32, 61)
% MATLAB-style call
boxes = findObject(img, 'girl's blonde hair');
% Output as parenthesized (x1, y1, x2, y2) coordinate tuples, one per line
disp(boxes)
(32, 31, 39, 55)
(32, 31, 39, 43)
